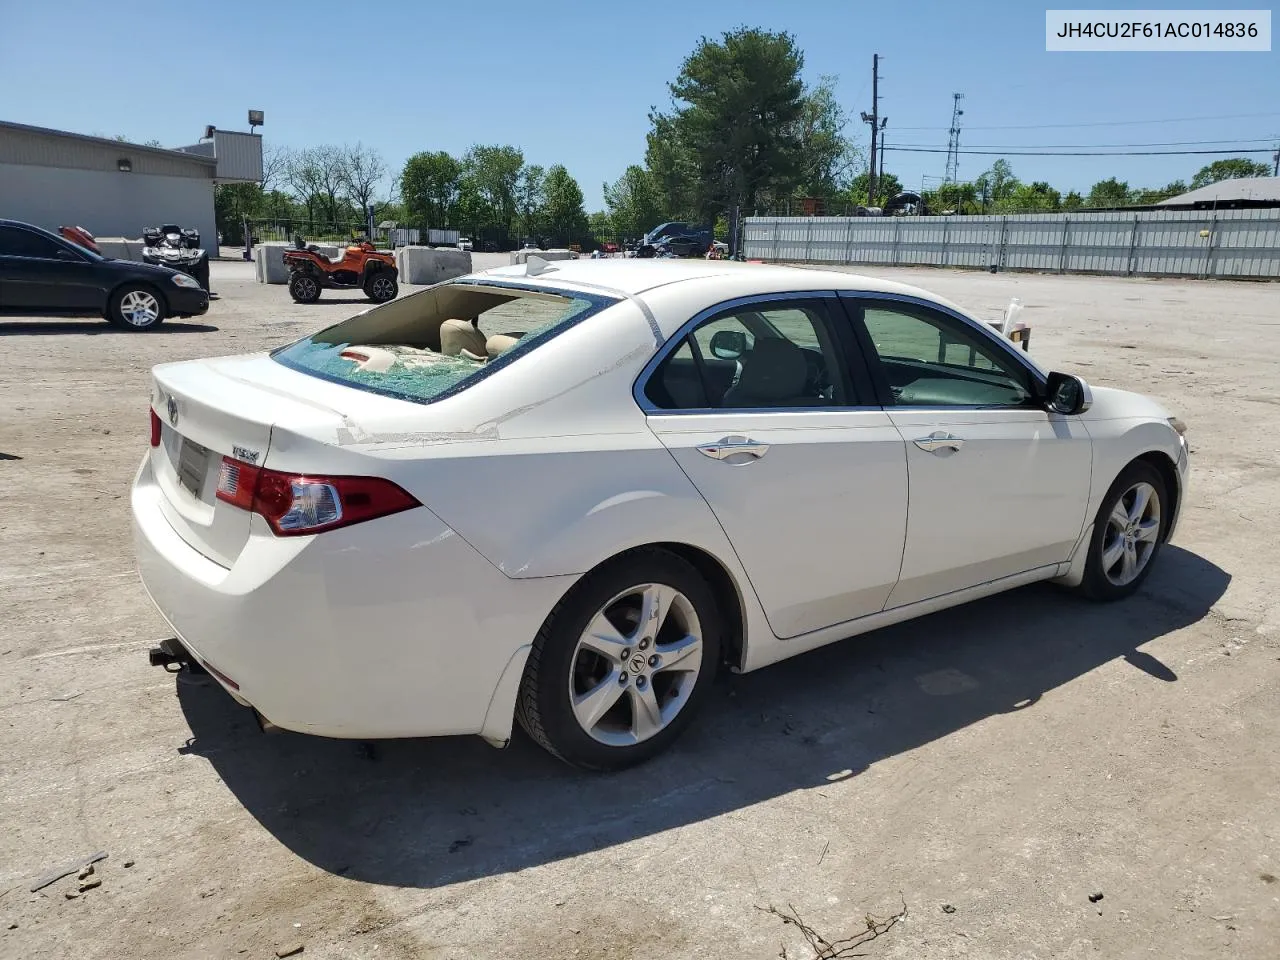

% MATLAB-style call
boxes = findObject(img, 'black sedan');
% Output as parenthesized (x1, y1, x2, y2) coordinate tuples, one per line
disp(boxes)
(0, 219, 209, 330)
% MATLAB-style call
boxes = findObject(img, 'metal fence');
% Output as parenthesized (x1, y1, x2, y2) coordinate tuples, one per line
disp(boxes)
(743, 208, 1280, 279)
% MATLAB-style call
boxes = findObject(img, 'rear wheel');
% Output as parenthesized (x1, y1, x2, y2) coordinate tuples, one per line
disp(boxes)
(191, 257, 210, 291)
(1077, 460, 1167, 601)
(107, 285, 165, 330)
(516, 549, 721, 770)
(289, 272, 321, 303)
(363, 272, 398, 303)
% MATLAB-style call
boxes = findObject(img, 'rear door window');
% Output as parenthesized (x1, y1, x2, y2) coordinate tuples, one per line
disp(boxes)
(272, 281, 617, 404)
(0, 226, 63, 259)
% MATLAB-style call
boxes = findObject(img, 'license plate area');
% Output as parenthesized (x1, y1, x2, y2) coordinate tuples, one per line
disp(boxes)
(177, 438, 210, 497)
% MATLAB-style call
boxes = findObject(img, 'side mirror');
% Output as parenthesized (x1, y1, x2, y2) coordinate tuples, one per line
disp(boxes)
(709, 329, 747, 360)
(1045, 372, 1092, 415)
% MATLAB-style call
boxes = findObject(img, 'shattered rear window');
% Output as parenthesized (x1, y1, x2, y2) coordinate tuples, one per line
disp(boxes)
(271, 280, 617, 405)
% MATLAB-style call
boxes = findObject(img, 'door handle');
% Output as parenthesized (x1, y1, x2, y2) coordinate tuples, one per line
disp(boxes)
(912, 431, 964, 454)
(697, 435, 770, 461)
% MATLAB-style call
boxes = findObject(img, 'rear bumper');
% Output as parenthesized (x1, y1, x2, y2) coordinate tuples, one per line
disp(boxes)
(131, 453, 572, 739)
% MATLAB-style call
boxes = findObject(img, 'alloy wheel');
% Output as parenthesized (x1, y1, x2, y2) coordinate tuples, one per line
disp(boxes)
(568, 583, 704, 746)
(1101, 481, 1161, 586)
(120, 290, 160, 326)
(370, 276, 395, 300)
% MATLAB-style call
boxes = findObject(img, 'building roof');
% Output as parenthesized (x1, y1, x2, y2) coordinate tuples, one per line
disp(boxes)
(1158, 176, 1280, 206)
(0, 120, 215, 178)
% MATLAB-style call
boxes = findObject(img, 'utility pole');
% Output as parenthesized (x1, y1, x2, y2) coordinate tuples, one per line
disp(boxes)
(1273, 142, 1279, 176)
(944, 92, 965, 183)
(860, 54, 884, 206)
(878, 119, 888, 194)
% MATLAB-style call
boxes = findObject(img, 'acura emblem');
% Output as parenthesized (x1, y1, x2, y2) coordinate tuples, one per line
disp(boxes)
(166, 395, 179, 426)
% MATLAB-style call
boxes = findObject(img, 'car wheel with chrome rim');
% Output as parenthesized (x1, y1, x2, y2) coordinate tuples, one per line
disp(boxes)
(108, 285, 166, 330)
(516, 548, 721, 769)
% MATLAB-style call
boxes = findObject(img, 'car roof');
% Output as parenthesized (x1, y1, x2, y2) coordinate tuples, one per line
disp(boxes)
(477, 258, 972, 314)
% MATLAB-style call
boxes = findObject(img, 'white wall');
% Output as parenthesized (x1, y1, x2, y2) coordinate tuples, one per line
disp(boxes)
(0, 162, 217, 252)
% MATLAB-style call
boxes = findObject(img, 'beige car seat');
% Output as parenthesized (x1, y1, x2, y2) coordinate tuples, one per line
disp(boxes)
(439, 318, 487, 357)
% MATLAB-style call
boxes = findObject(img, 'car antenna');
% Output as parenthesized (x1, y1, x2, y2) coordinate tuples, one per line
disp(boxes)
(525, 255, 556, 276)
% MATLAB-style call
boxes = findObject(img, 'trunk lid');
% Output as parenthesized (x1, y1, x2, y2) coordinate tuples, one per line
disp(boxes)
(149, 355, 350, 567)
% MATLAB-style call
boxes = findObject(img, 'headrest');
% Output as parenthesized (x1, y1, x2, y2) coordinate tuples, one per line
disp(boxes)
(733, 337, 808, 402)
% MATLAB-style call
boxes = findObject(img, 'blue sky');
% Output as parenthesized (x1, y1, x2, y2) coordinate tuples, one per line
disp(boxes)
(2, 1, 1276, 208)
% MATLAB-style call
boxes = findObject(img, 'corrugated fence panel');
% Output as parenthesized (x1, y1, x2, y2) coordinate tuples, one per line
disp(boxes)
(1063, 213, 1135, 274)
(743, 209, 1280, 279)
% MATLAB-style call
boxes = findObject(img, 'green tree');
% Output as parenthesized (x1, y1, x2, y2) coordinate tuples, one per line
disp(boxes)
(651, 27, 807, 220)
(400, 150, 462, 227)
(603, 164, 666, 239)
(1062, 190, 1084, 210)
(1007, 181, 1061, 212)
(975, 160, 1020, 211)
(588, 210, 614, 244)
(849, 170, 903, 207)
(1191, 158, 1271, 189)
(515, 164, 546, 239)
(791, 74, 861, 201)
(643, 113, 699, 220)
(1132, 180, 1188, 204)
(540, 165, 589, 243)
(1086, 177, 1132, 208)
(463, 144, 524, 235)
(928, 181, 979, 214)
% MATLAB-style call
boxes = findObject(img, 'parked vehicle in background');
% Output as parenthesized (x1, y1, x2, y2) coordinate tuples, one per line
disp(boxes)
(142, 224, 210, 291)
(656, 230, 713, 258)
(283, 236, 399, 304)
(0, 218, 208, 329)
(428, 228, 460, 247)
(643, 221, 691, 245)
(59, 224, 99, 253)
(457, 237, 473, 252)
(135, 259, 1187, 770)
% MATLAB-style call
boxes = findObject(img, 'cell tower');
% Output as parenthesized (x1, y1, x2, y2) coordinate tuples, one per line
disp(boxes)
(944, 92, 965, 183)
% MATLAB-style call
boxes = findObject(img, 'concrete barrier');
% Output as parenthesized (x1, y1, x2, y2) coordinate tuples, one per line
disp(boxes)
(253, 242, 292, 284)
(395, 246, 472, 285)
(96, 238, 145, 262)
(509, 249, 576, 265)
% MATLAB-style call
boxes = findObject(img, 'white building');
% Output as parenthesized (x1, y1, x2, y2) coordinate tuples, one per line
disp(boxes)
(0, 121, 263, 248)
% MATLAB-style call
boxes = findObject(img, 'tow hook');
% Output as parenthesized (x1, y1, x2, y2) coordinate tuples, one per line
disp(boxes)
(147, 638, 207, 674)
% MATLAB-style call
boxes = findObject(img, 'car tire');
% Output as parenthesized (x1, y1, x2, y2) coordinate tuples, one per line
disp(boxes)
(107, 284, 166, 330)
(363, 272, 398, 303)
(516, 548, 721, 770)
(289, 272, 321, 303)
(1077, 460, 1168, 601)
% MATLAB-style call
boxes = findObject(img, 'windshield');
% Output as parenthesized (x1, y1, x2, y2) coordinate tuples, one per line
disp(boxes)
(271, 280, 618, 405)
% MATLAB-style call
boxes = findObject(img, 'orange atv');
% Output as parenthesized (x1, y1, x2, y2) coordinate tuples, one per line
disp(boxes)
(283, 236, 399, 304)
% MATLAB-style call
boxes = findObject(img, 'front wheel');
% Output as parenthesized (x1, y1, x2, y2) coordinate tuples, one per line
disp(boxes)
(363, 272, 398, 303)
(107, 285, 165, 330)
(289, 272, 321, 303)
(1077, 460, 1167, 601)
(516, 549, 721, 770)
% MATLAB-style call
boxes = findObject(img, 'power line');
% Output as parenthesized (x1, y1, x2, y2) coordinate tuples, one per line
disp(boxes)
(885, 146, 1277, 157)
(890, 111, 1280, 131)
(888, 137, 1280, 149)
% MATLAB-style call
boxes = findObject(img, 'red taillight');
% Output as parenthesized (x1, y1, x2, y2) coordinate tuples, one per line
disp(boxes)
(216, 457, 419, 536)
(150, 408, 162, 447)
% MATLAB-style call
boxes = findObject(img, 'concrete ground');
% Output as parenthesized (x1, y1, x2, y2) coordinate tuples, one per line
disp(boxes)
(1, 260, 1277, 960)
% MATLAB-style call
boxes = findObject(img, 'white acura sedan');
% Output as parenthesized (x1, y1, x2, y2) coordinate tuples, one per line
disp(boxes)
(133, 259, 1189, 769)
